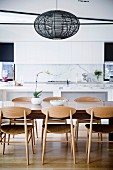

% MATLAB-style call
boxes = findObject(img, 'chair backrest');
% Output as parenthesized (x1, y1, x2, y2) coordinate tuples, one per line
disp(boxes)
(74, 96, 101, 102)
(86, 106, 113, 118)
(42, 106, 76, 118)
(43, 96, 68, 102)
(12, 97, 31, 102)
(0, 106, 31, 119)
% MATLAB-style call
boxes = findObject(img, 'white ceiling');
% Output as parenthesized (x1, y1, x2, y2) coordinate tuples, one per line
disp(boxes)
(0, 0, 113, 22)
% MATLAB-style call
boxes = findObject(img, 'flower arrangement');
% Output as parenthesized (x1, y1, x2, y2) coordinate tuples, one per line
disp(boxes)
(31, 70, 50, 104)
(33, 70, 50, 98)
(94, 70, 102, 80)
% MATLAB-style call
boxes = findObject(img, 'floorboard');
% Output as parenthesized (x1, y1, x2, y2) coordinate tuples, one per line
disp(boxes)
(0, 133, 113, 170)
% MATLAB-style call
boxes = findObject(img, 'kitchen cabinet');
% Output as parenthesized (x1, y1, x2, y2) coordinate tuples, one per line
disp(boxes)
(61, 91, 108, 101)
(14, 41, 104, 64)
(2, 91, 53, 101)
(71, 42, 104, 64)
(14, 42, 72, 64)
(104, 42, 113, 61)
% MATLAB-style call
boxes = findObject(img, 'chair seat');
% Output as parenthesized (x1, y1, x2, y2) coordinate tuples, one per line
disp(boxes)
(43, 124, 74, 134)
(1, 125, 33, 135)
(85, 124, 113, 133)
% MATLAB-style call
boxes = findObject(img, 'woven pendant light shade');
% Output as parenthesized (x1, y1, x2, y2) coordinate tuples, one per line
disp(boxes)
(34, 10, 80, 39)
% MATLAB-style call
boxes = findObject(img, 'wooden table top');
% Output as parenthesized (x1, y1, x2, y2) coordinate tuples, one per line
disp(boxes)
(1, 101, 113, 119)
(0, 100, 107, 110)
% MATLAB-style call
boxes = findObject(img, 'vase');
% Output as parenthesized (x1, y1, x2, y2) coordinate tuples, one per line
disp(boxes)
(96, 76, 101, 83)
(31, 98, 42, 105)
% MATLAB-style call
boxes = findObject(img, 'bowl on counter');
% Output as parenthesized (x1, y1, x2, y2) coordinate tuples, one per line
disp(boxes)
(50, 99, 66, 106)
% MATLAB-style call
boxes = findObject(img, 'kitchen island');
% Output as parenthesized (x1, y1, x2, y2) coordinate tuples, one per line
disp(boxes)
(0, 81, 113, 101)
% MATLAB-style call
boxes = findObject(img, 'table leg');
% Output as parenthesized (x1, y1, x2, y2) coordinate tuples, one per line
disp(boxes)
(109, 118, 113, 141)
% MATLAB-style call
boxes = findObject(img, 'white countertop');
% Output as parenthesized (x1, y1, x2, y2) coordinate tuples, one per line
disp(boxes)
(0, 81, 113, 92)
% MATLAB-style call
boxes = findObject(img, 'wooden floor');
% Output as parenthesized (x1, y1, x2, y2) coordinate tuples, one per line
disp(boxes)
(0, 133, 113, 170)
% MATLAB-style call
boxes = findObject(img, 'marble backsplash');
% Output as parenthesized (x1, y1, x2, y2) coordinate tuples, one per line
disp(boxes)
(15, 64, 103, 83)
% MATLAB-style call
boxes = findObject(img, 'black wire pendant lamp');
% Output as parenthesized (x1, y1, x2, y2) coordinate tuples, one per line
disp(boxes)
(34, 10, 80, 39)
(1, 0, 113, 40)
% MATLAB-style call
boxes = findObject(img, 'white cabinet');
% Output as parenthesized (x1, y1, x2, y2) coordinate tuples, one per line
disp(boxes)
(14, 42, 72, 64)
(61, 91, 108, 101)
(14, 41, 104, 64)
(71, 42, 104, 64)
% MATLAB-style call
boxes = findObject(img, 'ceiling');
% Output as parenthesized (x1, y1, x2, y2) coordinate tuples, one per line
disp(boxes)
(0, 0, 113, 23)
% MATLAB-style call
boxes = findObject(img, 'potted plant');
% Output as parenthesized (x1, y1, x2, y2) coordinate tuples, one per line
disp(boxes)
(31, 73, 43, 104)
(31, 91, 42, 104)
(94, 70, 102, 82)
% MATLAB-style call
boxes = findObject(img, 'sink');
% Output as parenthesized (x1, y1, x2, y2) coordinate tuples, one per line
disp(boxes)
(46, 81, 75, 84)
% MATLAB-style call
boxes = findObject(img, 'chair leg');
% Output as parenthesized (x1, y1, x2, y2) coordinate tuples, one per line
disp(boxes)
(25, 131, 29, 165)
(42, 128, 47, 164)
(71, 130, 76, 164)
(7, 119, 12, 145)
(98, 121, 102, 141)
(87, 131, 92, 164)
(8, 134, 10, 145)
(100, 133, 102, 141)
(0, 131, 2, 144)
(65, 120, 68, 142)
(3, 133, 6, 155)
(75, 120, 79, 140)
(32, 120, 35, 145)
(41, 119, 45, 143)
(86, 130, 89, 153)
(30, 130, 35, 154)
(35, 119, 38, 138)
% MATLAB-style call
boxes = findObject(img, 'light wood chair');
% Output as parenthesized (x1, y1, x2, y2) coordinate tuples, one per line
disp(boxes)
(12, 97, 32, 102)
(42, 96, 68, 141)
(0, 106, 34, 165)
(85, 106, 113, 163)
(41, 106, 76, 164)
(74, 96, 102, 140)
(12, 97, 38, 144)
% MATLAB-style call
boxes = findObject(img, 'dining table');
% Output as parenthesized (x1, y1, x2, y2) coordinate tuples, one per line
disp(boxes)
(1, 100, 113, 140)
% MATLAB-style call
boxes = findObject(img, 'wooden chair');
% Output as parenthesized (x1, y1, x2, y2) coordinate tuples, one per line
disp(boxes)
(0, 106, 34, 165)
(12, 97, 38, 144)
(42, 96, 68, 141)
(41, 106, 76, 164)
(74, 96, 102, 140)
(12, 97, 32, 102)
(85, 106, 113, 163)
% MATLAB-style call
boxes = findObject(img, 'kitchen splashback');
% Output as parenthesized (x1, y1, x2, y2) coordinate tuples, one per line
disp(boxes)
(15, 64, 103, 83)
